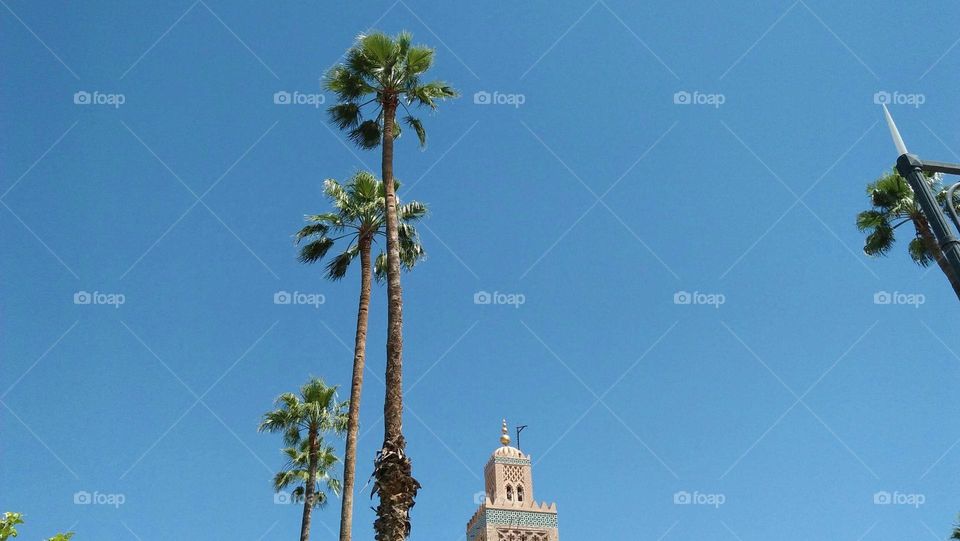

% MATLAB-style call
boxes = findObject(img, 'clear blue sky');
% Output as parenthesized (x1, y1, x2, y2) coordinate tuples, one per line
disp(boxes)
(4, 1, 960, 539)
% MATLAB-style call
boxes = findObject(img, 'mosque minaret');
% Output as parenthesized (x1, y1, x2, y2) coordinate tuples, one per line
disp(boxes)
(466, 420, 559, 541)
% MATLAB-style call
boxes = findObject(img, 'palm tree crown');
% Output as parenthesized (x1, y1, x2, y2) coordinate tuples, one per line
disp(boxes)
(259, 378, 348, 446)
(857, 168, 960, 299)
(324, 31, 458, 149)
(857, 169, 941, 265)
(294, 171, 427, 280)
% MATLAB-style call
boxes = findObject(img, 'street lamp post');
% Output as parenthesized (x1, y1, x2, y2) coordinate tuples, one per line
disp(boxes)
(882, 105, 960, 287)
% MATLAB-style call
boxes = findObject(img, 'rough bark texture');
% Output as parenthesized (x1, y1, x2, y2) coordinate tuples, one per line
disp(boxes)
(338, 235, 373, 541)
(372, 435, 420, 541)
(301, 427, 319, 541)
(373, 96, 419, 541)
(915, 215, 960, 300)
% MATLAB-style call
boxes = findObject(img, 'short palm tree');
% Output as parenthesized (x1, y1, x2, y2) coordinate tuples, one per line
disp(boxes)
(324, 30, 457, 541)
(259, 378, 348, 541)
(274, 438, 341, 510)
(294, 171, 426, 541)
(857, 168, 960, 300)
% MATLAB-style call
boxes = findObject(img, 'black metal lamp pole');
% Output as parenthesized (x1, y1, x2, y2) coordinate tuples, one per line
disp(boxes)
(515, 425, 527, 451)
(884, 105, 960, 283)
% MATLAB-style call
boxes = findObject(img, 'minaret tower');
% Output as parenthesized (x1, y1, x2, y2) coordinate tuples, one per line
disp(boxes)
(466, 420, 559, 541)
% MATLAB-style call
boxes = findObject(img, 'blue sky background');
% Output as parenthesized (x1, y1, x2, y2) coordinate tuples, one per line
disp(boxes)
(4, 1, 960, 539)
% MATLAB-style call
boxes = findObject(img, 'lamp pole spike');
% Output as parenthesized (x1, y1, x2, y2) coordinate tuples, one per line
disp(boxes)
(883, 104, 908, 156)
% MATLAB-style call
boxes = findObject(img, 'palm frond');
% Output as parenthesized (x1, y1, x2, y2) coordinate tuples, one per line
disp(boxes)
(295, 223, 329, 243)
(324, 66, 373, 101)
(403, 115, 426, 148)
(398, 200, 427, 222)
(863, 223, 895, 257)
(404, 45, 434, 76)
(327, 103, 363, 130)
(407, 80, 459, 109)
(298, 237, 335, 264)
(908, 236, 935, 267)
(359, 32, 397, 66)
(349, 119, 382, 149)
(325, 244, 359, 281)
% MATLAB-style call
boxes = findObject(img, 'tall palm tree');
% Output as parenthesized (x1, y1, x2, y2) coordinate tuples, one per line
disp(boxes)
(324, 31, 457, 541)
(259, 378, 348, 541)
(294, 171, 426, 541)
(857, 168, 960, 300)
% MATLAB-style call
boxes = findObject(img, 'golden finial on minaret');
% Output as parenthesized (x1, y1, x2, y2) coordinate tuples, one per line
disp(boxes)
(500, 418, 511, 446)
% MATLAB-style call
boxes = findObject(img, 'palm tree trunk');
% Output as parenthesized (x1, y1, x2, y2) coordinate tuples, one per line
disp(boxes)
(338, 235, 372, 541)
(300, 427, 320, 541)
(373, 97, 419, 541)
(381, 99, 404, 455)
(916, 216, 960, 300)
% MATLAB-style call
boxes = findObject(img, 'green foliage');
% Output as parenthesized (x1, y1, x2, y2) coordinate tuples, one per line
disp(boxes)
(259, 378, 348, 444)
(1, 513, 73, 541)
(259, 377, 348, 507)
(274, 438, 342, 508)
(857, 168, 960, 266)
(324, 30, 459, 150)
(295, 171, 427, 281)
(0, 512, 24, 541)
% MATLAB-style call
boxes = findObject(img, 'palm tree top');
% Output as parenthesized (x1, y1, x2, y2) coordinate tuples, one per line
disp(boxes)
(324, 30, 459, 149)
(259, 377, 348, 446)
(857, 168, 949, 265)
(294, 171, 427, 281)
